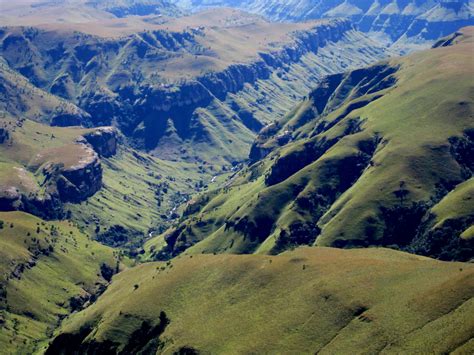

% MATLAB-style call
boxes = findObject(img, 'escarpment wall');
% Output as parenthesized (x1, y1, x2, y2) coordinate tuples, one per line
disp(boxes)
(127, 20, 358, 150)
(0, 20, 389, 163)
(196, 20, 353, 100)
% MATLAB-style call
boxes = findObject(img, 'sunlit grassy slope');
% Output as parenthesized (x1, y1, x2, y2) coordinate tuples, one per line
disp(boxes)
(0, 211, 118, 354)
(146, 27, 474, 261)
(49, 247, 474, 354)
(0, 115, 89, 165)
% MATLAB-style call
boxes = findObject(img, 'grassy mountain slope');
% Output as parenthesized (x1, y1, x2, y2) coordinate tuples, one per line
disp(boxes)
(66, 146, 216, 252)
(0, 58, 90, 126)
(48, 247, 474, 354)
(0, 211, 118, 354)
(146, 27, 474, 261)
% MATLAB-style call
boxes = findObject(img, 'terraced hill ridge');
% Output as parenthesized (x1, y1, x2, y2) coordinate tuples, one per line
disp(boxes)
(145, 26, 474, 262)
(175, 0, 474, 49)
(48, 247, 474, 354)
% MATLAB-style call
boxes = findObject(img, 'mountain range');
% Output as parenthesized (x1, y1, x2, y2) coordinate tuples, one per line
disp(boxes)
(0, 1, 473, 353)
(175, 0, 474, 50)
(144, 27, 474, 262)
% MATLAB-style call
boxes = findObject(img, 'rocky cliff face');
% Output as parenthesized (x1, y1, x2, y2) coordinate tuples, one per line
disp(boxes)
(0, 127, 9, 144)
(0, 127, 118, 219)
(0, 148, 102, 218)
(53, 145, 103, 204)
(82, 127, 119, 158)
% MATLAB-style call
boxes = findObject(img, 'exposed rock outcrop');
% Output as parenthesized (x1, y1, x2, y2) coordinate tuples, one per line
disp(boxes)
(82, 127, 118, 158)
(51, 113, 90, 127)
(0, 127, 9, 144)
(53, 145, 103, 203)
(0, 185, 64, 220)
(0, 142, 104, 219)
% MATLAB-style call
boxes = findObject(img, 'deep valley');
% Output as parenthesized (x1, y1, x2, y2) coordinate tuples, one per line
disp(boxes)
(0, 1, 473, 354)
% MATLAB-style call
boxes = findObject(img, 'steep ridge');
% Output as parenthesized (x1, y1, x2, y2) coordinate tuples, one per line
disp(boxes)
(145, 27, 474, 261)
(0, 15, 391, 165)
(175, 0, 474, 49)
(48, 247, 474, 354)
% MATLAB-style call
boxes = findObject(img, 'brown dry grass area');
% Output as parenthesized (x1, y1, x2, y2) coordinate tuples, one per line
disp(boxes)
(1, 6, 326, 67)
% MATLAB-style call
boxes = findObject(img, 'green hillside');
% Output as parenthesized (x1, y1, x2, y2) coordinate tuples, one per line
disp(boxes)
(48, 247, 474, 354)
(146, 27, 474, 261)
(0, 3, 472, 352)
(0, 211, 118, 354)
(66, 145, 217, 252)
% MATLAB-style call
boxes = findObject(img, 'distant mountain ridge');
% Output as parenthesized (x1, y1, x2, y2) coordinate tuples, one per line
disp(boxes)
(174, 0, 474, 45)
(0, 16, 390, 165)
(86, 0, 183, 17)
(0, 0, 183, 27)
